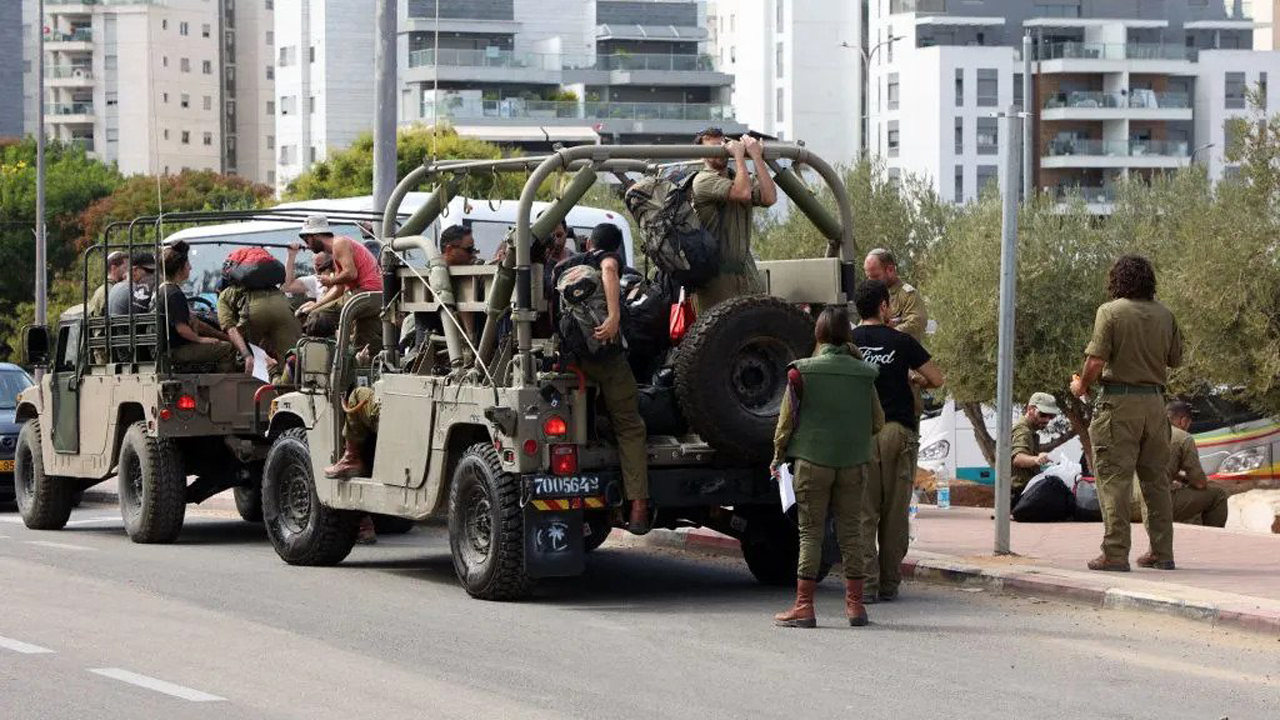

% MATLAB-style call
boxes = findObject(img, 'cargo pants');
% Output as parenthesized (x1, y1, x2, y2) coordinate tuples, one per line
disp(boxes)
(219, 288, 302, 381)
(343, 386, 380, 447)
(170, 340, 238, 373)
(862, 421, 918, 595)
(691, 265, 763, 314)
(577, 352, 648, 501)
(1092, 393, 1174, 562)
(304, 293, 382, 354)
(1135, 481, 1229, 528)
(794, 458, 867, 581)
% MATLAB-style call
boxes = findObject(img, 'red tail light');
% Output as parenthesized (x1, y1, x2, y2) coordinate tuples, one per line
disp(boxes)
(159, 408, 173, 421)
(522, 439, 538, 457)
(176, 394, 197, 411)
(543, 415, 568, 437)
(550, 444, 578, 476)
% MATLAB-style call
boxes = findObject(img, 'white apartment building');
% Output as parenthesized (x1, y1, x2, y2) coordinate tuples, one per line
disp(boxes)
(869, 1, 1280, 211)
(226, 0, 276, 185)
(711, 0, 863, 169)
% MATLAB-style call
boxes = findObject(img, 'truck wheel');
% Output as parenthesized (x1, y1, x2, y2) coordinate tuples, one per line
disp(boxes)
(583, 511, 612, 552)
(371, 514, 415, 535)
(117, 422, 187, 544)
(262, 428, 359, 566)
(233, 486, 263, 523)
(448, 443, 532, 600)
(739, 506, 831, 586)
(675, 296, 814, 464)
(14, 420, 74, 530)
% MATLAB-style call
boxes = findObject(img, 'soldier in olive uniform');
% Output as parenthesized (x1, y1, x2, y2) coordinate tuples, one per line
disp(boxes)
(1071, 255, 1183, 572)
(863, 249, 927, 343)
(218, 283, 302, 381)
(690, 127, 777, 313)
(1011, 393, 1060, 507)
(1139, 402, 1228, 527)
(772, 306, 882, 629)
(87, 251, 128, 317)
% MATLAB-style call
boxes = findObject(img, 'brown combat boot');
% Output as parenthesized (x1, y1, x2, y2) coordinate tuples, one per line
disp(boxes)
(845, 579, 869, 627)
(1087, 554, 1131, 572)
(774, 579, 818, 628)
(627, 499, 651, 536)
(324, 441, 366, 479)
(1136, 552, 1175, 570)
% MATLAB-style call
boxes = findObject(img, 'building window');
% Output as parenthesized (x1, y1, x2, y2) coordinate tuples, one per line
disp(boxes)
(181, 93, 190, 108)
(887, 73, 899, 110)
(955, 69, 964, 106)
(954, 165, 963, 203)
(202, 60, 213, 74)
(106, 128, 119, 142)
(977, 117, 998, 154)
(887, 167, 901, 184)
(180, 22, 189, 36)
(268, 171, 276, 185)
(887, 120, 900, 157)
(162, 92, 169, 104)
(1013, 72, 1024, 108)
(977, 69, 998, 107)
(267, 135, 275, 149)
(280, 145, 292, 164)
(886, 25, 894, 63)
(266, 65, 274, 80)
(163, 129, 170, 140)
(954, 116, 964, 153)
(308, 96, 316, 114)
(267, 31, 274, 46)
(162, 19, 168, 30)
(1225, 71, 1246, 109)
(279, 46, 294, 66)
(267, 100, 275, 115)
(204, 95, 212, 110)
(776, 88, 785, 121)
(309, 46, 316, 63)
(181, 131, 191, 145)
(776, 0, 784, 26)
(202, 23, 211, 38)
(280, 96, 295, 114)
(203, 132, 213, 146)
(776, 42, 784, 78)
(181, 57, 191, 73)
(1262, 72, 1269, 106)
(977, 165, 998, 194)
(308, 146, 317, 163)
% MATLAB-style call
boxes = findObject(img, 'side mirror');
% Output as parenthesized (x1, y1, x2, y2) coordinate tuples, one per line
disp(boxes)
(23, 325, 52, 368)
(295, 338, 333, 391)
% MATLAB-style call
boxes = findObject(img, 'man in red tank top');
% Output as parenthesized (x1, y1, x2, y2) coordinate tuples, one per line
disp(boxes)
(297, 214, 384, 352)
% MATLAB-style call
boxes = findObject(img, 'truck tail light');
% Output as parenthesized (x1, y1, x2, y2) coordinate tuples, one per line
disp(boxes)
(176, 394, 197, 411)
(550, 444, 578, 476)
(543, 414, 568, 437)
(522, 439, 538, 457)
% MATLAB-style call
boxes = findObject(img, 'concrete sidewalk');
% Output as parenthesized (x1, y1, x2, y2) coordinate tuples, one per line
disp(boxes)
(644, 506, 1280, 635)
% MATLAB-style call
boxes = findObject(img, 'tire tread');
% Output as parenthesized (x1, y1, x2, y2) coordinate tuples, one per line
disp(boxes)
(14, 420, 74, 530)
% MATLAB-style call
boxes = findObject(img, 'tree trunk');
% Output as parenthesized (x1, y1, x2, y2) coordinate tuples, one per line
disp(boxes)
(960, 401, 997, 468)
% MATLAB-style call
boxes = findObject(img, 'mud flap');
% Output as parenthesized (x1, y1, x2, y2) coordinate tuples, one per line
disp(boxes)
(523, 506, 585, 579)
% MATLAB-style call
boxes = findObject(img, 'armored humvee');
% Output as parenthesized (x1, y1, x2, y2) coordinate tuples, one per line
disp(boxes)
(261, 143, 859, 599)
(11, 209, 389, 541)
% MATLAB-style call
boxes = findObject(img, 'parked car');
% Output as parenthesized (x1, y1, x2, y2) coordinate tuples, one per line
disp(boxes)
(0, 363, 35, 501)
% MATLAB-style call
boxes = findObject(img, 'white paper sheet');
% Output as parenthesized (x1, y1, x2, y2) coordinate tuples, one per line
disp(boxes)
(778, 463, 796, 512)
(250, 344, 270, 383)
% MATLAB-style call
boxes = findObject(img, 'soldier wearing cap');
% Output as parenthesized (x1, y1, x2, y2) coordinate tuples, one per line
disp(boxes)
(1070, 255, 1183, 572)
(1011, 392, 1061, 507)
(106, 251, 157, 316)
(88, 251, 129, 317)
(295, 214, 384, 351)
(689, 127, 777, 312)
(1132, 401, 1228, 528)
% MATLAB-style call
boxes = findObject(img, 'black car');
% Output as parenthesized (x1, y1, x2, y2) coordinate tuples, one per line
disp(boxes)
(0, 363, 35, 501)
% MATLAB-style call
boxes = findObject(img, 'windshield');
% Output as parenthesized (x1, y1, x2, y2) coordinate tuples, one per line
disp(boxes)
(0, 369, 33, 409)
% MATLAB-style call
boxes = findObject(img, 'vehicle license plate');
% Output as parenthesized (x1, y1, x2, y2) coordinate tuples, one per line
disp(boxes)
(529, 475, 601, 498)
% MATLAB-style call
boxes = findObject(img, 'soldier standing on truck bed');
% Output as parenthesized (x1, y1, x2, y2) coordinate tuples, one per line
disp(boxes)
(690, 127, 777, 313)
(1070, 254, 1183, 573)
(296, 214, 384, 350)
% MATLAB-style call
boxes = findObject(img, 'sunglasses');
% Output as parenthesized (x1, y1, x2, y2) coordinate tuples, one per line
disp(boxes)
(450, 244, 478, 255)
(1036, 411, 1057, 420)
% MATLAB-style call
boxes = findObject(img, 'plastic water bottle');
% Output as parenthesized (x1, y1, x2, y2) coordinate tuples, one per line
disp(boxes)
(937, 475, 951, 510)
(908, 490, 919, 544)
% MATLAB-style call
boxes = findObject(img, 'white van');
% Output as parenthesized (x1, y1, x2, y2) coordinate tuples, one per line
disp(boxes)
(163, 194, 636, 300)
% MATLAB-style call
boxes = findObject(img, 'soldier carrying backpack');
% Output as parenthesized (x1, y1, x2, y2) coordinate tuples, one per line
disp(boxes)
(551, 223, 651, 535)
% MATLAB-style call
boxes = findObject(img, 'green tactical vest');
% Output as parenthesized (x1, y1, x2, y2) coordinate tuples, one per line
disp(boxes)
(785, 344, 880, 468)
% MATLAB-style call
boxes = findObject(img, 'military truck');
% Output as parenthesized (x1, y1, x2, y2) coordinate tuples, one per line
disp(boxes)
(261, 144, 859, 599)
(11, 209, 388, 541)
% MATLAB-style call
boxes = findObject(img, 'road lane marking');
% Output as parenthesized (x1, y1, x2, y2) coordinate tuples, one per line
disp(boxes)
(0, 635, 55, 654)
(0, 517, 24, 524)
(24, 540, 94, 551)
(88, 668, 226, 702)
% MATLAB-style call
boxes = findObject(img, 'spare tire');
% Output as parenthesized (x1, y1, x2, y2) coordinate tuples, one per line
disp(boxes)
(674, 295, 814, 464)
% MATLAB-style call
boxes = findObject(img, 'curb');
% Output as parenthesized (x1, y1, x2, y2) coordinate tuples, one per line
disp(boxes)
(643, 528, 1280, 637)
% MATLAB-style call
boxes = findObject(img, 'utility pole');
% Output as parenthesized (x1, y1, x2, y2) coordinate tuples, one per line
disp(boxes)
(371, 0, 397, 237)
(35, 0, 47, 333)
(994, 105, 1022, 555)
(1022, 34, 1034, 200)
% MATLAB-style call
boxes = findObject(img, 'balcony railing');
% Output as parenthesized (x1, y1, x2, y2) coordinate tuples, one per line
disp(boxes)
(422, 97, 735, 122)
(1045, 139, 1190, 157)
(589, 53, 718, 72)
(889, 0, 948, 13)
(407, 48, 562, 71)
(46, 102, 94, 116)
(1037, 42, 1197, 62)
(47, 29, 93, 43)
(46, 66, 94, 80)
(69, 137, 95, 152)
(1043, 90, 1191, 110)
(1051, 185, 1116, 204)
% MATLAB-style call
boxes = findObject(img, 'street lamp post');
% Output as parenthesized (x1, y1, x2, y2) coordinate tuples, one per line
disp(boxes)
(1189, 142, 1214, 165)
(841, 36, 904, 152)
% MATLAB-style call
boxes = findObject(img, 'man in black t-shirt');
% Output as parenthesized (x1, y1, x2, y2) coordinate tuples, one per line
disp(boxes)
(852, 280, 944, 604)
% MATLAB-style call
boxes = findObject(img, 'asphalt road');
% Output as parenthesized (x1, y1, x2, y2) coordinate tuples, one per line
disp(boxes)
(1, 500, 1277, 720)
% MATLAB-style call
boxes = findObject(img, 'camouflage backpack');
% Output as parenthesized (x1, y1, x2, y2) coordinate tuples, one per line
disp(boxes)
(624, 171, 720, 289)
(552, 252, 627, 360)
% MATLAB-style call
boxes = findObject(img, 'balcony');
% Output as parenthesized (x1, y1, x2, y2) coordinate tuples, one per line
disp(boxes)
(1041, 90, 1192, 121)
(889, 0, 949, 13)
(46, 29, 93, 51)
(46, 102, 95, 123)
(424, 98, 735, 122)
(1035, 42, 1197, 73)
(566, 52, 730, 87)
(46, 66, 94, 87)
(1051, 185, 1116, 214)
(404, 48, 562, 85)
(1042, 138, 1190, 169)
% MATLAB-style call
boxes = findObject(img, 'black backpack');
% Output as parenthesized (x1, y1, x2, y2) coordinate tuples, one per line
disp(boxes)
(624, 171, 720, 289)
